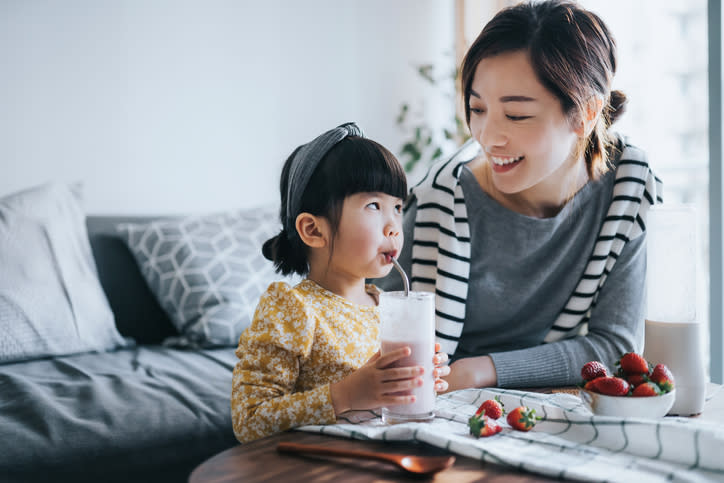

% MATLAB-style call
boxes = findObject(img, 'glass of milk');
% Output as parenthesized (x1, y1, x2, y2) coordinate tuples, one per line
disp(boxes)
(378, 291, 436, 424)
(644, 204, 706, 415)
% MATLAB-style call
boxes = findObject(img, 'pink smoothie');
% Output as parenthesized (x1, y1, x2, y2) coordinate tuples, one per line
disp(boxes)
(381, 339, 435, 416)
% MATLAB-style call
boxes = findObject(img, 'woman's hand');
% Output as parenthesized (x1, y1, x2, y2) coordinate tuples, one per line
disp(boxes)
(329, 347, 423, 415)
(440, 355, 498, 393)
(432, 342, 450, 393)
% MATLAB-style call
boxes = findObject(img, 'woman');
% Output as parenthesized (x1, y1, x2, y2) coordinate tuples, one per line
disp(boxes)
(378, 0, 662, 389)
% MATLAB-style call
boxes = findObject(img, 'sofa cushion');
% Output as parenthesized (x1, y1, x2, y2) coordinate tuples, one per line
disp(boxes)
(87, 216, 179, 344)
(0, 346, 238, 483)
(0, 183, 130, 363)
(116, 206, 297, 348)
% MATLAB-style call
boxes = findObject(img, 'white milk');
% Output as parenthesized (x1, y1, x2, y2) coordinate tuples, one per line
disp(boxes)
(644, 205, 706, 415)
(644, 320, 706, 415)
(378, 291, 436, 423)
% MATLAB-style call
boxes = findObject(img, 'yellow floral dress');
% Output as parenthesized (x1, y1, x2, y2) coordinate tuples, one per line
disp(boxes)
(231, 279, 380, 443)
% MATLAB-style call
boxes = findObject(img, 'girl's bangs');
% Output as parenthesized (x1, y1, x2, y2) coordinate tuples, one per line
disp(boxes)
(327, 138, 407, 201)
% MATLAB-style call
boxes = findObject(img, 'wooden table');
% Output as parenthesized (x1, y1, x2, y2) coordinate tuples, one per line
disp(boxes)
(190, 384, 724, 483)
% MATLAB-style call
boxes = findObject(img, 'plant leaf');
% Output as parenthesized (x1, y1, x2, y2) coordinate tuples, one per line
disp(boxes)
(417, 64, 435, 84)
(396, 104, 409, 124)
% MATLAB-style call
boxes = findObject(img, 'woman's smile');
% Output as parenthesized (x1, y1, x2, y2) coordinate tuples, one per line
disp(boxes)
(490, 155, 524, 173)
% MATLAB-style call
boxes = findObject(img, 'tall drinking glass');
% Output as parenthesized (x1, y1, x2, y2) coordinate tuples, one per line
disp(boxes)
(644, 204, 706, 415)
(378, 291, 436, 424)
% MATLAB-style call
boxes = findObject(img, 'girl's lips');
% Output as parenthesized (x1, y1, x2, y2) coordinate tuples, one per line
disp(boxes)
(383, 251, 398, 263)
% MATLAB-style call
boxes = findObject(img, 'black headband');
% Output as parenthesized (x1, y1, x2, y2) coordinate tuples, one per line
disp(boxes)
(284, 122, 363, 238)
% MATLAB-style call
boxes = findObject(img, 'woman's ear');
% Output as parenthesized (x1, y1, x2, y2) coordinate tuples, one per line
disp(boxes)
(295, 212, 329, 248)
(575, 96, 604, 137)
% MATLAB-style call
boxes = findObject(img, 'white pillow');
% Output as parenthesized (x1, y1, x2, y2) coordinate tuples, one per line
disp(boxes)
(0, 183, 130, 363)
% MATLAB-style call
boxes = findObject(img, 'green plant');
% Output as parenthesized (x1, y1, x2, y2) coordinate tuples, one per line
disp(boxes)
(396, 62, 471, 173)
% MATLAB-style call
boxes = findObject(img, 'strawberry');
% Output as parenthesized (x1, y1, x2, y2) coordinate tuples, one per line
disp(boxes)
(469, 414, 502, 438)
(581, 361, 609, 381)
(475, 396, 504, 420)
(506, 406, 541, 432)
(650, 363, 675, 392)
(625, 373, 649, 388)
(617, 353, 649, 375)
(632, 381, 662, 397)
(583, 378, 601, 392)
(595, 376, 630, 396)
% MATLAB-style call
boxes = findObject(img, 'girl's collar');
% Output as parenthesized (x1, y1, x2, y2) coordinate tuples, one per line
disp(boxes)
(300, 279, 380, 309)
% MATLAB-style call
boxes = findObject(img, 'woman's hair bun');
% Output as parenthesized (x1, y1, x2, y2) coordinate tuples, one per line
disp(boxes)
(607, 90, 627, 125)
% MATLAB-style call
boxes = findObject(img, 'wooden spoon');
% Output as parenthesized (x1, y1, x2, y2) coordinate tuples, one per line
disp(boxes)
(277, 442, 455, 475)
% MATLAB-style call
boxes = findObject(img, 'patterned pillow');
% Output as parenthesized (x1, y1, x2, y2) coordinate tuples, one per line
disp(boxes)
(0, 183, 130, 363)
(116, 206, 297, 347)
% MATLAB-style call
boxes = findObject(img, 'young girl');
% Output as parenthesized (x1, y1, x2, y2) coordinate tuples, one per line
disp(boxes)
(231, 123, 449, 443)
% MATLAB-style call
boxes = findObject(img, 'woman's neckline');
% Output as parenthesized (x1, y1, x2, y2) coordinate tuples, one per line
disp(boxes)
(463, 156, 591, 220)
(461, 161, 598, 222)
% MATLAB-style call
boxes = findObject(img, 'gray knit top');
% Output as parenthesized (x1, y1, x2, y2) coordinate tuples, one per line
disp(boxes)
(377, 141, 655, 388)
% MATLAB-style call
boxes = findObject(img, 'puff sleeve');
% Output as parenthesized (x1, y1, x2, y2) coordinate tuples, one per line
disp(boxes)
(230, 282, 337, 443)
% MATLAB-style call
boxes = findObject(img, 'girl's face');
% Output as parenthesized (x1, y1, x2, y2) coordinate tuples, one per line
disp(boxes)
(468, 49, 581, 200)
(328, 192, 403, 282)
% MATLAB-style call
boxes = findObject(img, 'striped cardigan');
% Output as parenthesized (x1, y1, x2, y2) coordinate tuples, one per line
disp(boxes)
(410, 139, 663, 356)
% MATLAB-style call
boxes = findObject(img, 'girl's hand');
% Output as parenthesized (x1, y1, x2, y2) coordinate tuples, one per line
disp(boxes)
(329, 347, 424, 415)
(439, 355, 497, 393)
(432, 342, 450, 393)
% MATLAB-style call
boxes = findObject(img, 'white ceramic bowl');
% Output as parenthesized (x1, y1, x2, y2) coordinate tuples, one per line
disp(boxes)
(579, 389, 676, 418)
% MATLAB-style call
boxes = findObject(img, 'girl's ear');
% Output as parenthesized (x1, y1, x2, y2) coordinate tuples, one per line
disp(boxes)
(574, 96, 604, 137)
(295, 212, 329, 248)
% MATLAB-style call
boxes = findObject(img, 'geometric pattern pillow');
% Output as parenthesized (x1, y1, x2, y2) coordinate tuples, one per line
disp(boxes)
(116, 205, 297, 348)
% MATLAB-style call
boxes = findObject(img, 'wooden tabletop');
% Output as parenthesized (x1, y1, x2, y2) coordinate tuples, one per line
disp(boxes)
(189, 384, 724, 483)
(188, 430, 556, 483)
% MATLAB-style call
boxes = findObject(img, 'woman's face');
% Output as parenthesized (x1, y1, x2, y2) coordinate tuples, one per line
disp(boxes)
(468, 49, 581, 198)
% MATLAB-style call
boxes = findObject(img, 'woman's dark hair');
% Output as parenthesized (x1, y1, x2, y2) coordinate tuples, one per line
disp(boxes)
(461, 0, 625, 179)
(262, 136, 407, 276)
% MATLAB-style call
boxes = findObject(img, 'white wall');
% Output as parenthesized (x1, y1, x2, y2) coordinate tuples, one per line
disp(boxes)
(0, 0, 455, 214)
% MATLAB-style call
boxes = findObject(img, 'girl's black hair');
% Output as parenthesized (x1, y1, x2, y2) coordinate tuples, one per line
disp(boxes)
(262, 135, 407, 276)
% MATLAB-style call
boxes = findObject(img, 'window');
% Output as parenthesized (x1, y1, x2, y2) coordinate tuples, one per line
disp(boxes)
(578, 0, 711, 378)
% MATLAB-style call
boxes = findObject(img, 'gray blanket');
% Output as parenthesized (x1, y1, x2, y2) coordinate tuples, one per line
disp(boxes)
(0, 346, 238, 482)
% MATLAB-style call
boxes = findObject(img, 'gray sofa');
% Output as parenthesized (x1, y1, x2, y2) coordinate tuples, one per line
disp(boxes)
(1, 216, 239, 483)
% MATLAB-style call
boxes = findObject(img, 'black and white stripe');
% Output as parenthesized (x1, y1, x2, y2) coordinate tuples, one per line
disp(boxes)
(409, 140, 479, 355)
(409, 139, 663, 355)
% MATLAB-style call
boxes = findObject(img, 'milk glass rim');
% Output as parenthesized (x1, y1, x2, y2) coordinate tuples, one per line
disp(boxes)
(379, 291, 435, 301)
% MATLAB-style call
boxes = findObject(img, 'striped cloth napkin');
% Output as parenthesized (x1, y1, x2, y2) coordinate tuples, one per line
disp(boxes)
(298, 388, 724, 482)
